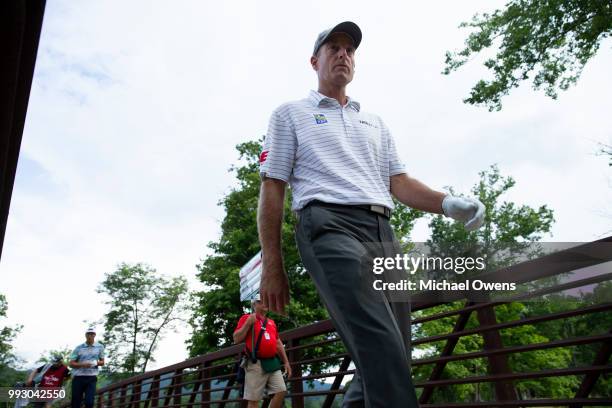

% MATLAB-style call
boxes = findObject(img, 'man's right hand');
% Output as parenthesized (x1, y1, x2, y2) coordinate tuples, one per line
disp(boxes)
(246, 313, 257, 325)
(260, 260, 290, 315)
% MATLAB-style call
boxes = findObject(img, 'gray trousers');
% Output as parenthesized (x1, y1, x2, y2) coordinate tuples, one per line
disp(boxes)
(296, 203, 419, 408)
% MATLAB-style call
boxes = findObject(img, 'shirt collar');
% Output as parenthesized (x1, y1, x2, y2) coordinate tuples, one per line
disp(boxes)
(308, 90, 361, 112)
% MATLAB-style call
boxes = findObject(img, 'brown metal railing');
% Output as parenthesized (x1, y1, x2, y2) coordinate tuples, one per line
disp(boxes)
(94, 239, 612, 407)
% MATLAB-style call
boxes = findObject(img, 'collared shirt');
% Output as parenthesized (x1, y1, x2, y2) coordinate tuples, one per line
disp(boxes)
(70, 342, 105, 376)
(234, 314, 279, 358)
(260, 90, 406, 210)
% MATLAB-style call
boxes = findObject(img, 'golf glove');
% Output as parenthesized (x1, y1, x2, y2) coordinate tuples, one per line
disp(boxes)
(442, 195, 485, 231)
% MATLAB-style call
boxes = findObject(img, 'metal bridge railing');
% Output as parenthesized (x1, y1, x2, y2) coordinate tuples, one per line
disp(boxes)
(94, 239, 612, 407)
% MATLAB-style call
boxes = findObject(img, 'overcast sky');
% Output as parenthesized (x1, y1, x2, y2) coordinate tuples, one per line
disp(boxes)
(1, 0, 611, 371)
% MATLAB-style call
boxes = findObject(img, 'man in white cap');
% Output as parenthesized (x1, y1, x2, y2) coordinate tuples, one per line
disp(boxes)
(69, 327, 105, 408)
(257, 21, 485, 407)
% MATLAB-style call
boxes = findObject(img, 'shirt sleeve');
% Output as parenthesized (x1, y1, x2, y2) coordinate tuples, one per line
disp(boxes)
(259, 107, 297, 182)
(98, 345, 105, 359)
(382, 121, 406, 176)
(69, 348, 78, 362)
(234, 315, 249, 333)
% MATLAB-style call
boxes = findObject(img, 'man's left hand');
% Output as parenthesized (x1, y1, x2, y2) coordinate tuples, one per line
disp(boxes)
(442, 196, 485, 231)
(283, 362, 292, 378)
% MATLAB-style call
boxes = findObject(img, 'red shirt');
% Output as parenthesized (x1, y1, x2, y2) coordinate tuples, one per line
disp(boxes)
(234, 314, 278, 358)
(38, 364, 70, 388)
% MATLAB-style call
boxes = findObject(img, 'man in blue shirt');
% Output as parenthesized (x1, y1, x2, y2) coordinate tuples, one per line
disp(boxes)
(69, 327, 105, 408)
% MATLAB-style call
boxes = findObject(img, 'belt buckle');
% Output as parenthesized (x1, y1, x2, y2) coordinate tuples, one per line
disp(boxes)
(369, 205, 390, 218)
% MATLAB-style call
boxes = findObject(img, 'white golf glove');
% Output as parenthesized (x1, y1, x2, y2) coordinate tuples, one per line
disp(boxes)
(87, 360, 98, 368)
(442, 195, 485, 231)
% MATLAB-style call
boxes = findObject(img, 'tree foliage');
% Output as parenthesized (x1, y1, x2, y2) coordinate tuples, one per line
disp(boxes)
(412, 165, 564, 402)
(36, 346, 73, 365)
(97, 263, 188, 374)
(0, 293, 22, 369)
(412, 165, 610, 401)
(444, 0, 612, 110)
(428, 164, 554, 257)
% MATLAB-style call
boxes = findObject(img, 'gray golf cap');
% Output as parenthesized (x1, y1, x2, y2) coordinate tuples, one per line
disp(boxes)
(313, 21, 362, 56)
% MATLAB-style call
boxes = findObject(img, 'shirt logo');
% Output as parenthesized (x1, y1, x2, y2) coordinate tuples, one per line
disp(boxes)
(314, 114, 327, 124)
(359, 120, 378, 128)
(259, 151, 269, 163)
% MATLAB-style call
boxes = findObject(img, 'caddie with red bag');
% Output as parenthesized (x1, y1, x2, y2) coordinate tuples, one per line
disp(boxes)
(233, 297, 292, 408)
(25, 353, 71, 408)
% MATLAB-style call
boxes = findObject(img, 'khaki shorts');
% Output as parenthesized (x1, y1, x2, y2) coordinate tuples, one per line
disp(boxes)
(244, 360, 286, 401)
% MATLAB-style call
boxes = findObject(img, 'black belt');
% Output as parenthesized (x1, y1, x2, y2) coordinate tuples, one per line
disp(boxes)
(306, 200, 392, 219)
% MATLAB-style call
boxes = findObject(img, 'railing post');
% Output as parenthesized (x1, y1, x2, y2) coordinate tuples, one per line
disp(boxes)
(419, 301, 474, 404)
(163, 371, 180, 407)
(129, 380, 142, 408)
(173, 369, 183, 407)
(97, 390, 104, 408)
(150, 375, 160, 408)
(221, 355, 240, 408)
(288, 338, 303, 408)
(201, 361, 210, 406)
(477, 305, 518, 401)
(570, 329, 612, 408)
(119, 386, 127, 408)
(187, 363, 203, 408)
(322, 356, 351, 408)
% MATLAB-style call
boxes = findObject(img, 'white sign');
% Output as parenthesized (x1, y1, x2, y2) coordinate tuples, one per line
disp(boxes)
(239, 251, 262, 301)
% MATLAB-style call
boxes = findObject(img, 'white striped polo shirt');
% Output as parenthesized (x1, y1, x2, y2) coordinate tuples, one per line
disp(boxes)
(260, 90, 406, 211)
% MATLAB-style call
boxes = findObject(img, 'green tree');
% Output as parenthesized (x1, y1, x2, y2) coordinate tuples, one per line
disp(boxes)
(0, 293, 24, 387)
(428, 164, 554, 257)
(97, 263, 188, 374)
(188, 139, 423, 357)
(0, 293, 22, 368)
(523, 282, 612, 398)
(444, 0, 612, 111)
(411, 165, 567, 403)
(36, 347, 73, 365)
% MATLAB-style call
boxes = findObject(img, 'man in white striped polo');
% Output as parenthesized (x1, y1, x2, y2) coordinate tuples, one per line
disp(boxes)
(257, 21, 485, 407)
